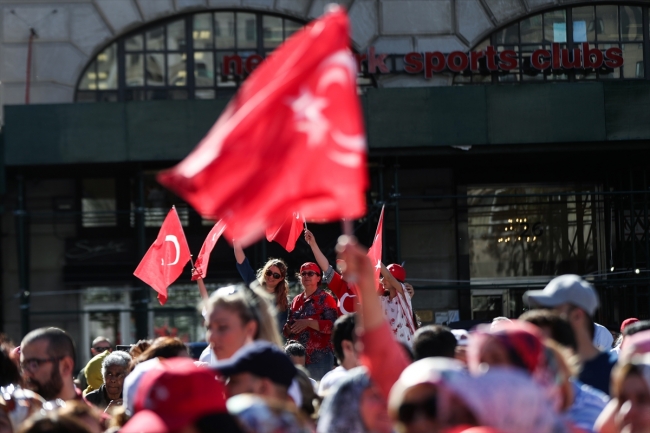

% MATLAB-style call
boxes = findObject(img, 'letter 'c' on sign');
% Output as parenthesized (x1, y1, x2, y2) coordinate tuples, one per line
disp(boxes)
(531, 49, 551, 70)
(163, 235, 181, 266)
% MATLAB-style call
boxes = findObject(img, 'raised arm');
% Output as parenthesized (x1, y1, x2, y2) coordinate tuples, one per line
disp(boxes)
(304, 229, 331, 272)
(233, 241, 257, 286)
(336, 236, 410, 399)
(380, 263, 405, 297)
(233, 240, 246, 264)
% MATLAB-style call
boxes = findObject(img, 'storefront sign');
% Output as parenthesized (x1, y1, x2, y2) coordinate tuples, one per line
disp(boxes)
(221, 43, 623, 79)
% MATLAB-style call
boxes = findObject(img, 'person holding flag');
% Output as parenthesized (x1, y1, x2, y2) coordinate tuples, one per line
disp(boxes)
(233, 243, 289, 331)
(379, 263, 417, 345)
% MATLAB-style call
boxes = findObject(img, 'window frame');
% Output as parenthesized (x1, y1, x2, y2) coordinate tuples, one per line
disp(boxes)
(75, 10, 306, 102)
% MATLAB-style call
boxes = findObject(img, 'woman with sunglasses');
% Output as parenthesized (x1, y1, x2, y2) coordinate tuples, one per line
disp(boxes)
(233, 242, 289, 331)
(283, 263, 338, 380)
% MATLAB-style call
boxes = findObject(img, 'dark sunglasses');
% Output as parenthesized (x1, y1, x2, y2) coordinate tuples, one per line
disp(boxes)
(265, 270, 282, 279)
(300, 271, 319, 277)
(93, 346, 111, 352)
(397, 396, 437, 424)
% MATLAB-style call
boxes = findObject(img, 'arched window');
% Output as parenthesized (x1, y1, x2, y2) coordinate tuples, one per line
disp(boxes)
(455, 3, 646, 84)
(76, 11, 304, 102)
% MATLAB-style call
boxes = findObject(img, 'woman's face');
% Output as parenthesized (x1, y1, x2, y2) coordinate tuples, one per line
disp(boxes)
(300, 270, 321, 291)
(616, 372, 650, 433)
(103, 364, 127, 401)
(206, 306, 257, 360)
(360, 383, 393, 433)
(264, 265, 284, 292)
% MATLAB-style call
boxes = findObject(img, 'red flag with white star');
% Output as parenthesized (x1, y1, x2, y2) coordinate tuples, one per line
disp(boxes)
(192, 219, 227, 281)
(134, 207, 191, 305)
(266, 212, 304, 253)
(157, 7, 367, 246)
(366, 205, 384, 294)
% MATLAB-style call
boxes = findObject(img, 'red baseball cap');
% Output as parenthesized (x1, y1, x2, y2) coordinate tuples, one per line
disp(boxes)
(121, 358, 227, 433)
(621, 318, 640, 332)
(300, 262, 321, 275)
(387, 264, 406, 282)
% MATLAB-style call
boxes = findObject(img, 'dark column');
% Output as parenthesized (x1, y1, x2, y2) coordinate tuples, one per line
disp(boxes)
(133, 169, 149, 340)
(16, 175, 30, 337)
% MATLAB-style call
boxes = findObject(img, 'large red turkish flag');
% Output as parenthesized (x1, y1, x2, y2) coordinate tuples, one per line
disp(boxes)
(134, 207, 191, 305)
(366, 205, 384, 294)
(266, 212, 304, 253)
(191, 220, 227, 281)
(157, 7, 367, 246)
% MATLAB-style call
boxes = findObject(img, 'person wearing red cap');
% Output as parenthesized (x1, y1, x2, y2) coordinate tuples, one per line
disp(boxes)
(379, 263, 417, 345)
(121, 357, 243, 433)
(283, 262, 338, 381)
(612, 318, 640, 355)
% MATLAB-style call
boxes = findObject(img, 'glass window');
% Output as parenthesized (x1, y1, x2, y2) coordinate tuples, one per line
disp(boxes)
(573, 6, 595, 42)
(495, 23, 518, 45)
(468, 186, 597, 279)
(146, 54, 165, 86)
(97, 44, 118, 90)
(75, 11, 307, 102)
(82, 179, 116, 227)
(237, 13, 257, 49)
(167, 20, 185, 51)
(194, 51, 214, 87)
(621, 6, 643, 41)
(520, 15, 542, 43)
(146, 27, 165, 50)
(544, 10, 566, 43)
(597, 5, 619, 41)
(622, 43, 644, 78)
(284, 19, 302, 39)
(215, 12, 236, 49)
(193, 13, 213, 49)
(263, 15, 283, 48)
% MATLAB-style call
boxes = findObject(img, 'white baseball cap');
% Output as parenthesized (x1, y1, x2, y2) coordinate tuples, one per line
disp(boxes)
(523, 274, 599, 316)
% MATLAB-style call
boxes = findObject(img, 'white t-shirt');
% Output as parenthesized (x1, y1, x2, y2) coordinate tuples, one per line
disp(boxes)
(199, 345, 219, 367)
(318, 366, 348, 396)
(380, 284, 415, 345)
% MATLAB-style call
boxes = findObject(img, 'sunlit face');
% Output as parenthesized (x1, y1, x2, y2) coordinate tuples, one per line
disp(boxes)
(103, 365, 128, 401)
(474, 338, 511, 372)
(20, 339, 64, 401)
(616, 373, 650, 433)
(206, 306, 256, 360)
(300, 270, 321, 291)
(264, 265, 284, 292)
(360, 384, 393, 433)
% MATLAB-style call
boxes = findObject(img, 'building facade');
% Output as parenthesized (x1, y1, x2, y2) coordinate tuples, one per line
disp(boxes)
(1, 0, 650, 364)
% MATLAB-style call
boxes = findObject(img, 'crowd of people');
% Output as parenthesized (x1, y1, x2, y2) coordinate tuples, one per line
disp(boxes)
(1, 233, 650, 433)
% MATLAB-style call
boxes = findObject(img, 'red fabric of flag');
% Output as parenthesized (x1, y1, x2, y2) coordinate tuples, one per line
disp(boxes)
(266, 212, 304, 253)
(366, 205, 384, 294)
(134, 207, 191, 305)
(157, 7, 367, 247)
(192, 219, 227, 281)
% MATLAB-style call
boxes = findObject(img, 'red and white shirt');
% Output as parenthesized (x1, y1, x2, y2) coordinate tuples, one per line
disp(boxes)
(380, 284, 415, 345)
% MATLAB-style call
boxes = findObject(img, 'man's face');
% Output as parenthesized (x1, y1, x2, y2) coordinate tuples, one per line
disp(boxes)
(90, 341, 111, 357)
(225, 372, 263, 398)
(289, 355, 306, 367)
(20, 339, 63, 401)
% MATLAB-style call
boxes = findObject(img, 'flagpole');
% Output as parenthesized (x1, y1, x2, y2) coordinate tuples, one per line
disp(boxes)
(189, 255, 209, 301)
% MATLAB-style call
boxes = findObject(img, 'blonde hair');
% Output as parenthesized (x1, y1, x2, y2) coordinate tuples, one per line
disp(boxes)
(256, 258, 289, 313)
(204, 283, 283, 348)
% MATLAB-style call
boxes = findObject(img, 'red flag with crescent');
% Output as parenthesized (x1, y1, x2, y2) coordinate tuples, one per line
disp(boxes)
(157, 7, 367, 247)
(266, 212, 304, 253)
(366, 205, 384, 294)
(192, 220, 227, 281)
(134, 207, 191, 305)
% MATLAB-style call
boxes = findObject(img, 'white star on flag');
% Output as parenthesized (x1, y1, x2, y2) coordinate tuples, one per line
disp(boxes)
(287, 88, 330, 147)
(375, 259, 381, 270)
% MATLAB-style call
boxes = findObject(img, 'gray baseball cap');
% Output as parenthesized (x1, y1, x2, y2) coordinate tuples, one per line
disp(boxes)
(523, 274, 599, 317)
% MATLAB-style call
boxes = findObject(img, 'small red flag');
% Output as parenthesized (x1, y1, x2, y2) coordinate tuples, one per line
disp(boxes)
(192, 220, 227, 281)
(366, 205, 384, 294)
(157, 7, 367, 247)
(266, 212, 304, 253)
(134, 207, 191, 305)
